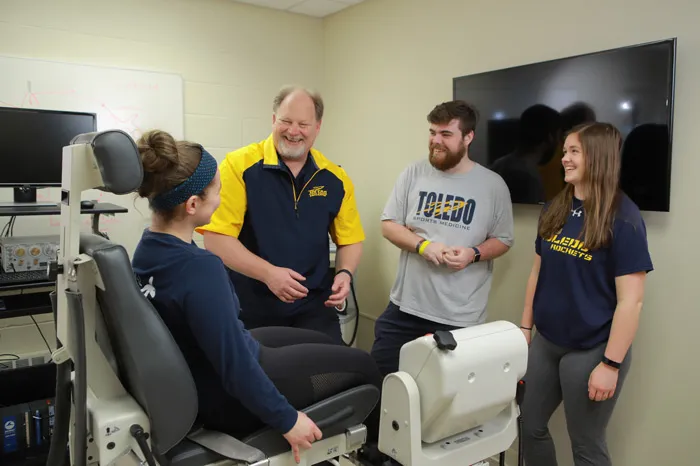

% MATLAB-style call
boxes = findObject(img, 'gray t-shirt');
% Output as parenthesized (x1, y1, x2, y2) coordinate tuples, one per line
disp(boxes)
(381, 159, 514, 326)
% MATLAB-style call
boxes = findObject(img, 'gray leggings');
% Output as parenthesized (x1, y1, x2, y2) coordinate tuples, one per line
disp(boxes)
(521, 333, 631, 466)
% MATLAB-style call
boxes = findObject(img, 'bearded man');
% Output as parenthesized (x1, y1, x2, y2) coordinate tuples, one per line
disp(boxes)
(370, 100, 514, 377)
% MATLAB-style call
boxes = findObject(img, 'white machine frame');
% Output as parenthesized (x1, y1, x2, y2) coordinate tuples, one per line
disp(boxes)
(49, 133, 528, 466)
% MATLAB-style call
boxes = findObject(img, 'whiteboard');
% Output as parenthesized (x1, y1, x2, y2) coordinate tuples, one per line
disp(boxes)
(0, 55, 184, 255)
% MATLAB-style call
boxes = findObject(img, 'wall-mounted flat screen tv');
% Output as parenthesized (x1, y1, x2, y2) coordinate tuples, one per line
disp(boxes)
(453, 38, 676, 212)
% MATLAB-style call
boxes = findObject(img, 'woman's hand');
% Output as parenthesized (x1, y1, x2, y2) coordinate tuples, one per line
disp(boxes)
(588, 362, 619, 401)
(283, 412, 322, 463)
(521, 328, 532, 345)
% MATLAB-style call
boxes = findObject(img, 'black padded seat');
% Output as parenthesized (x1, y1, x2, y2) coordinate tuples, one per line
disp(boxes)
(79, 232, 379, 465)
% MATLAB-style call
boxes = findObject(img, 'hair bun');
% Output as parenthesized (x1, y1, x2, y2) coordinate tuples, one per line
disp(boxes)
(137, 130, 182, 198)
(138, 130, 179, 174)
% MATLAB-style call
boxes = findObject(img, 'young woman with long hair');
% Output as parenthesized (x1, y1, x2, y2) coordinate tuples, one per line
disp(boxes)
(518, 122, 653, 466)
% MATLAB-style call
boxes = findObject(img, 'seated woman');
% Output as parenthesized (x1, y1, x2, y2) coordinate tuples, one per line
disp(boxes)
(130, 130, 383, 463)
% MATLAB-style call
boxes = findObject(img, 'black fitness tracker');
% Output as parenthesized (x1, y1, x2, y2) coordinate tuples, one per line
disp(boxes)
(472, 247, 481, 263)
(416, 239, 426, 253)
(601, 356, 621, 369)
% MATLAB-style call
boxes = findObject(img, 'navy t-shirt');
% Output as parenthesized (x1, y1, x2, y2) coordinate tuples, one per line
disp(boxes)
(131, 229, 298, 433)
(533, 193, 653, 349)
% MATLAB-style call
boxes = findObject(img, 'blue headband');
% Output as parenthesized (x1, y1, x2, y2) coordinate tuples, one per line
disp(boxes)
(150, 148, 218, 211)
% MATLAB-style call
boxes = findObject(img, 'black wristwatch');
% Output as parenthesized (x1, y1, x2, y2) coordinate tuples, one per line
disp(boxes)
(472, 247, 481, 263)
(601, 356, 621, 369)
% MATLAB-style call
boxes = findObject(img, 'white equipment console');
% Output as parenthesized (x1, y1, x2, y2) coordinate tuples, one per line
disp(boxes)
(0, 235, 59, 272)
(378, 322, 528, 466)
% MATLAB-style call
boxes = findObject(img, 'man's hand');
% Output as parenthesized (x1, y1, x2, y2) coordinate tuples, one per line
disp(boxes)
(283, 412, 322, 464)
(420, 241, 448, 265)
(325, 272, 351, 308)
(588, 362, 619, 402)
(263, 266, 308, 303)
(442, 246, 475, 270)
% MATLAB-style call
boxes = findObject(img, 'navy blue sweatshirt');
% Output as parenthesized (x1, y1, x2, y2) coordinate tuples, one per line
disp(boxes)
(131, 229, 298, 433)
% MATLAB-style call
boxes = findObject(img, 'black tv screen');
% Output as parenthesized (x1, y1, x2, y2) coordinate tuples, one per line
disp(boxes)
(453, 38, 676, 212)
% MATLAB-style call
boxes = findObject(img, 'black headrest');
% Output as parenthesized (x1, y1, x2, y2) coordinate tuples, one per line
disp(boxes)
(79, 233, 198, 456)
(70, 130, 143, 195)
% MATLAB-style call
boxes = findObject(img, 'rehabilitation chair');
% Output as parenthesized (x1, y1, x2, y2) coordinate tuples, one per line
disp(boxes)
(46, 129, 528, 466)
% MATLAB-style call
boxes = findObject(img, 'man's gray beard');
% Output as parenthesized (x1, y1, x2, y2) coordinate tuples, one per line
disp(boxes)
(278, 140, 307, 159)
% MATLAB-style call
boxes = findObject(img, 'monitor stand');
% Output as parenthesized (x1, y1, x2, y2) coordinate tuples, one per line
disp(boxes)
(0, 187, 57, 207)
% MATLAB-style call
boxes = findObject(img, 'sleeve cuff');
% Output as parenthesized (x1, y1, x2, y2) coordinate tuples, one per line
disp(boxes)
(274, 406, 299, 434)
(334, 233, 365, 246)
(195, 223, 241, 238)
(380, 213, 404, 224)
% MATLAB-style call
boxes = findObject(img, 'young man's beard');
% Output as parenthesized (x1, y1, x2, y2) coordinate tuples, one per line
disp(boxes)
(429, 142, 466, 171)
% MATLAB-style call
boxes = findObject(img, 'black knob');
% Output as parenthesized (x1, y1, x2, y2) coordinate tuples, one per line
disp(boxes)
(433, 330, 457, 351)
(47, 261, 63, 281)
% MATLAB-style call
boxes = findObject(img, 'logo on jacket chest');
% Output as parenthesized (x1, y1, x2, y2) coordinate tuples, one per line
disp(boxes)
(308, 186, 327, 197)
(413, 190, 476, 230)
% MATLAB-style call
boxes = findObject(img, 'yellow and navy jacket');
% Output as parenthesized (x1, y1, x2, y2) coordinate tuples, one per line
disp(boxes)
(197, 134, 365, 315)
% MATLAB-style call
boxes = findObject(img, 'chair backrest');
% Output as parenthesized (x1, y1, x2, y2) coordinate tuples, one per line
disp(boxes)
(79, 232, 198, 457)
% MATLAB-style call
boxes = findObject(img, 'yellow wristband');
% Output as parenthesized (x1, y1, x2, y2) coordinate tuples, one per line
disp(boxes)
(418, 240, 431, 255)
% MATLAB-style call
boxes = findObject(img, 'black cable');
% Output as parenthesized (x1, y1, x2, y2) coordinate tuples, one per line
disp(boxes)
(31, 314, 53, 354)
(1, 216, 14, 236)
(346, 280, 359, 347)
(0, 353, 20, 369)
(516, 380, 526, 466)
(131, 425, 158, 466)
(518, 414, 524, 466)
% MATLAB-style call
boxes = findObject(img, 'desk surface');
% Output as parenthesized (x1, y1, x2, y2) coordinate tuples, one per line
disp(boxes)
(0, 280, 55, 293)
(0, 202, 127, 217)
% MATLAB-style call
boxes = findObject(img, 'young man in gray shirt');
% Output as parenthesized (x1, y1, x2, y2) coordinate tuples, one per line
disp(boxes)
(371, 100, 514, 377)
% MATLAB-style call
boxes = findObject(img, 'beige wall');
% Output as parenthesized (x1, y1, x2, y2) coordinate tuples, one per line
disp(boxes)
(323, 0, 698, 465)
(0, 0, 323, 357)
(0, 0, 697, 464)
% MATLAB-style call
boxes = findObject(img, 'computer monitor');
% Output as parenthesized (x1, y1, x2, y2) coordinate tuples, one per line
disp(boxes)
(0, 106, 97, 204)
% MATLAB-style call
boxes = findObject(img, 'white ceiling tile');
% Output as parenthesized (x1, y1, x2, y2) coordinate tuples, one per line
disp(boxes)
(289, 0, 348, 17)
(233, 0, 304, 9)
(225, 0, 368, 17)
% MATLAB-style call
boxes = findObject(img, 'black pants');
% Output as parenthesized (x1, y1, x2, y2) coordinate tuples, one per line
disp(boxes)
(370, 302, 461, 378)
(241, 298, 344, 346)
(204, 326, 382, 441)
